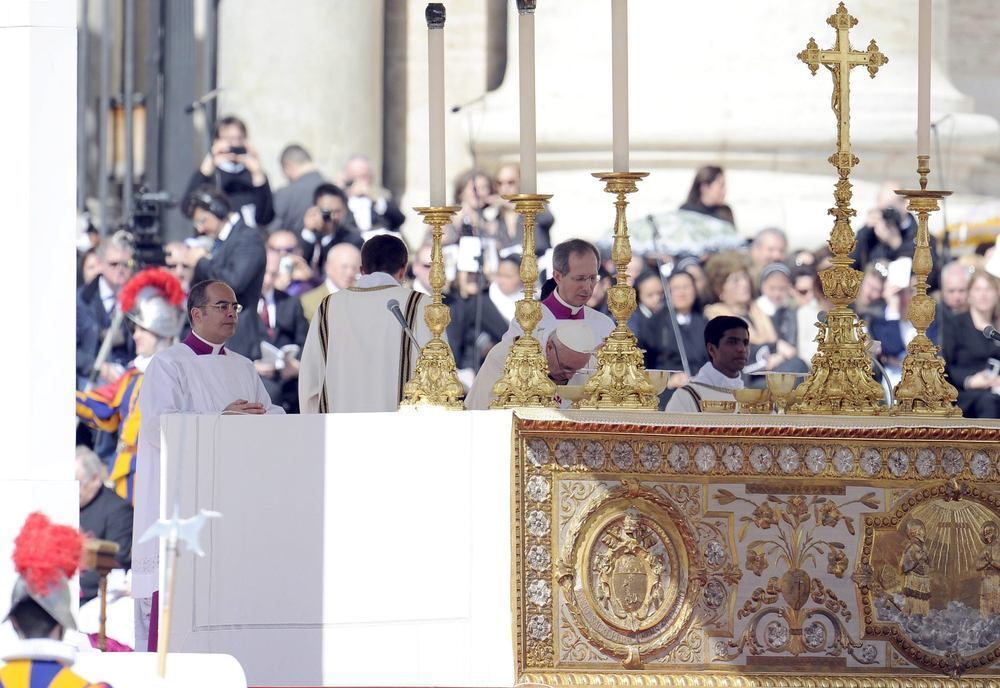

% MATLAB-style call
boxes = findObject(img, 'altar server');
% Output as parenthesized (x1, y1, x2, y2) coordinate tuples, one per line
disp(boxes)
(465, 320, 596, 410)
(298, 234, 432, 413)
(2, 513, 111, 688)
(133, 279, 283, 651)
(665, 315, 748, 412)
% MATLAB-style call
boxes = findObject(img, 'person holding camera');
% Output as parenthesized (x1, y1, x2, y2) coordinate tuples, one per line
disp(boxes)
(341, 155, 405, 236)
(300, 183, 364, 273)
(182, 186, 267, 359)
(185, 115, 274, 227)
(852, 180, 939, 290)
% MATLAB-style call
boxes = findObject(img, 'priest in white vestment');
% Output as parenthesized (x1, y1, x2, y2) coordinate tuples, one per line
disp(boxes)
(466, 320, 596, 410)
(507, 239, 614, 346)
(665, 315, 749, 412)
(298, 234, 432, 413)
(133, 280, 284, 651)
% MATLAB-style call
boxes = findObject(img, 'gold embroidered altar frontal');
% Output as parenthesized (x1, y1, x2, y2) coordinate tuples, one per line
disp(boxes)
(511, 410, 1000, 686)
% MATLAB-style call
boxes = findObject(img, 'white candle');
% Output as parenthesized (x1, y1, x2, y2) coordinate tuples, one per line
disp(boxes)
(427, 5, 446, 206)
(518, 3, 537, 194)
(611, 0, 629, 172)
(917, 0, 931, 157)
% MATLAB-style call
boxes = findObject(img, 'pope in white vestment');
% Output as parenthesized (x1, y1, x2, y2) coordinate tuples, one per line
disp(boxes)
(466, 320, 596, 410)
(664, 315, 750, 413)
(298, 234, 432, 413)
(133, 281, 283, 650)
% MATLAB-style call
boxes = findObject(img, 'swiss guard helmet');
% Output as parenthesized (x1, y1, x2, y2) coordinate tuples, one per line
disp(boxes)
(119, 268, 186, 339)
(7, 513, 83, 632)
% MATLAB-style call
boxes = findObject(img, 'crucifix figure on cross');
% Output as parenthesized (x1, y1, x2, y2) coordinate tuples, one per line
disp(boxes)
(798, 2, 888, 157)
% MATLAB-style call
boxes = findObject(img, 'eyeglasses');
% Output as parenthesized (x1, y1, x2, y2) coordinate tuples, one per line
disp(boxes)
(203, 302, 243, 314)
(107, 260, 135, 269)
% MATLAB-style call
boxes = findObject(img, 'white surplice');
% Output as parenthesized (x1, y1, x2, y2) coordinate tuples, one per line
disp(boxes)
(132, 339, 283, 599)
(298, 272, 432, 413)
(663, 362, 744, 413)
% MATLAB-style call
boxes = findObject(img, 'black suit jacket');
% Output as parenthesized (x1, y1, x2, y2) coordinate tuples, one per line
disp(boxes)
(79, 487, 133, 603)
(193, 217, 267, 359)
(76, 277, 135, 370)
(187, 167, 275, 227)
(638, 309, 709, 373)
(267, 289, 309, 349)
(448, 293, 512, 371)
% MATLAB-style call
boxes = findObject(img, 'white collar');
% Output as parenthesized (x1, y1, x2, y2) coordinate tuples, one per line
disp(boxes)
(489, 282, 518, 323)
(676, 312, 692, 325)
(3, 638, 77, 664)
(192, 330, 226, 354)
(552, 288, 583, 316)
(217, 213, 239, 242)
(355, 272, 399, 289)
(98, 275, 116, 305)
(691, 361, 744, 390)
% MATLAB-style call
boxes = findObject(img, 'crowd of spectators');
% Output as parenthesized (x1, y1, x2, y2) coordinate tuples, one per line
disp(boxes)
(75, 118, 1000, 487)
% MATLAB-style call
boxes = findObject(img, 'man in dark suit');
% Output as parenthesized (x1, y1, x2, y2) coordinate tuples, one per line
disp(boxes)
(184, 186, 267, 360)
(77, 446, 132, 604)
(256, 251, 310, 412)
(272, 144, 327, 234)
(300, 183, 364, 272)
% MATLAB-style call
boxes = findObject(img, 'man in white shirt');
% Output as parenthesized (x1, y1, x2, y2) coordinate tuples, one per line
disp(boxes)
(465, 320, 596, 410)
(133, 279, 284, 651)
(665, 315, 749, 412)
(299, 234, 432, 413)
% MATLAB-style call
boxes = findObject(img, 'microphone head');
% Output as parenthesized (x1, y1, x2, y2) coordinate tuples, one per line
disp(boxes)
(984, 325, 997, 340)
(386, 299, 401, 312)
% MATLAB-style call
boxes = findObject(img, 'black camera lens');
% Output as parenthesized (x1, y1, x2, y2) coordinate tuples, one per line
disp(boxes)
(880, 207, 902, 227)
(320, 210, 332, 222)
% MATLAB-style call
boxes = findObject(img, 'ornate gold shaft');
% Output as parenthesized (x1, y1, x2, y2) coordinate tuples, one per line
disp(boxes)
(790, 3, 887, 415)
(890, 156, 960, 416)
(400, 206, 465, 409)
(578, 172, 658, 410)
(492, 194, 558, 408)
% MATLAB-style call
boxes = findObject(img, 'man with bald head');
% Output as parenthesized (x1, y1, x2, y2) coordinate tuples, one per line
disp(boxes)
(301, 242, 362, 321)
(940, 260, 971, 316)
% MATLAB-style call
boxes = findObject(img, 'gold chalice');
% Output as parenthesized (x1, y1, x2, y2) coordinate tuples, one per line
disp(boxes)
(699, 399, 737, 413)
(763, 373, 800, 415)
(645, 369, 675, 396)
(733, 387, 771, 414)
(556, 384, 588, 405)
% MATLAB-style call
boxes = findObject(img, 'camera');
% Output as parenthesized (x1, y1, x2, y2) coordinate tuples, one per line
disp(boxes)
(320, 209, 332, 223)
(228, 145, 247, 155)
(880, 207, 902, 228)
(279, 255, 295, 275)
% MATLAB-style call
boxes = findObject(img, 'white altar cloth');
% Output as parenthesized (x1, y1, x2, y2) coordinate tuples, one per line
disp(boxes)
(160, 410, 514, 687)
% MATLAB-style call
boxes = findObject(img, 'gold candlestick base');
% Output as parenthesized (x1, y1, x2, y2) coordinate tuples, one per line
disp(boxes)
(578, 172, 658, 410)
(890, 157, 961, 417)
(400, 206, 465, 410)
(492, 194, 558, 408)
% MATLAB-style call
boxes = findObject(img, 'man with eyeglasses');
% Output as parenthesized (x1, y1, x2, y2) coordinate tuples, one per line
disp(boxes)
(76, 230, 137, 388)
(465, 320, 595, 410)
(508, 239, 614, 350)
(133, 279, 283, 651)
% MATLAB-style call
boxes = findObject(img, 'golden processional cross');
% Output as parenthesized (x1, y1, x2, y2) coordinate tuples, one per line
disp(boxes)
(791, 3, 888, 415)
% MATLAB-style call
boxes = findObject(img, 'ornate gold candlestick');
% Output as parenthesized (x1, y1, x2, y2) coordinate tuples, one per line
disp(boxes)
(577, 172, 658, 410)
(790, 3, 888, 415)
(492, 194, 558, 408)
(890, 157, 961, 416)
(400, 206, 466, 409)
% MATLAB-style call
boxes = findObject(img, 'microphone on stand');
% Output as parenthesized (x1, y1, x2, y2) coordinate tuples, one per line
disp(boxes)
(387, 299, 423, 354)
(450, 92, 488, 113)
(184, 87, 223, 114)
(982, 325, 1000, 344)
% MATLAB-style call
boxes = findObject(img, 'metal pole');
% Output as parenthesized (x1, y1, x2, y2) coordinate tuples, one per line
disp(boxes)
(77, 0, 91, 213)
(122, 0, 135, 224)
(97, 0, 112, 235)
(203, 0, 219, 151)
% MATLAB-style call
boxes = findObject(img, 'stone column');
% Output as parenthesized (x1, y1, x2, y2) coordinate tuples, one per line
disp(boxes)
(216, 1, 385, 192)
(0, 0, 80, 627)
(473, 0, 998, 247)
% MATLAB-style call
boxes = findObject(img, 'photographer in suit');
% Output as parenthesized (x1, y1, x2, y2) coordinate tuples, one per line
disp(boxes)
(300, 183, 364, 272)
(183, 186, 267, 360)
(186, 115, 274, 227)
(852, 181, 940, 290)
